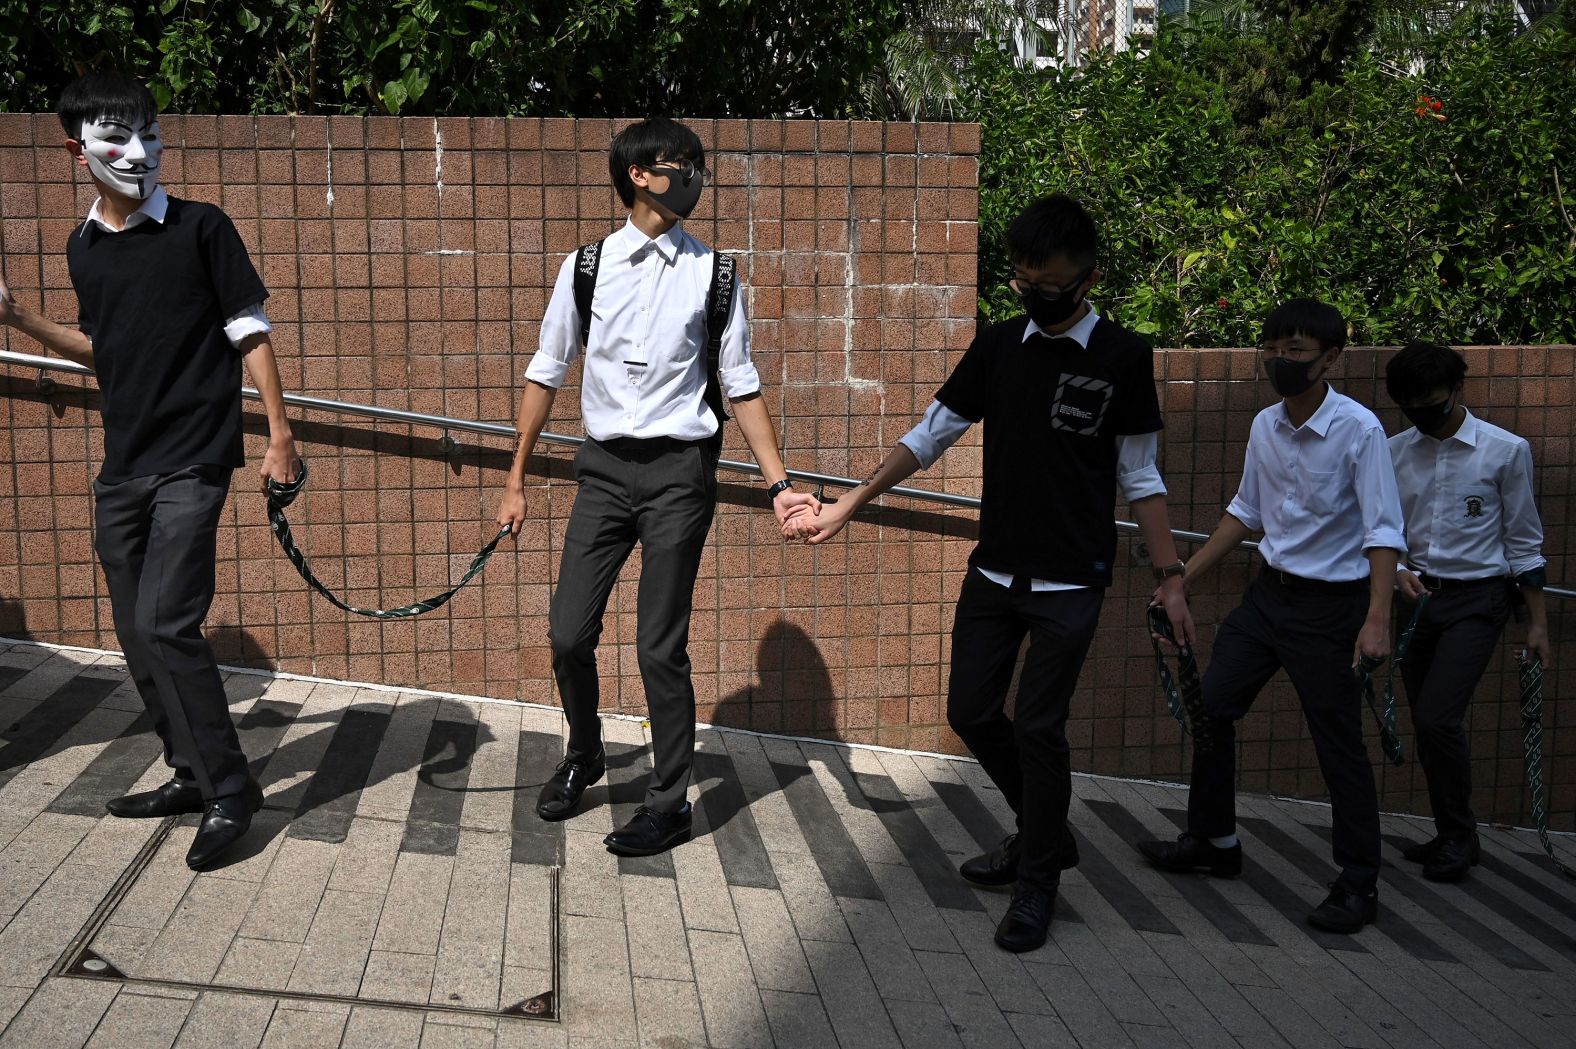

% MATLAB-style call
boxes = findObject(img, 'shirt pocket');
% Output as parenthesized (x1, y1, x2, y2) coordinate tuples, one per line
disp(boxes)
(1453, 483, 1496, 524)
(656, 306, 704, 363)
(1293, 467, 1344, 515)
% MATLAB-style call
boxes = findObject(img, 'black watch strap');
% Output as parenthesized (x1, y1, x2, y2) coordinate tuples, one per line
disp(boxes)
(767, 479, 793, 500)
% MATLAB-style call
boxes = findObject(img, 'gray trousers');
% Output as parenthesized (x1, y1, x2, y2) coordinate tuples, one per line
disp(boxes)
(549, 435, 719, 813)
(93, 465, 250, 800)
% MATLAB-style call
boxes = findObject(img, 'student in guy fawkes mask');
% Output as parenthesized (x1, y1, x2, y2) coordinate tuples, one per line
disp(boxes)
(497, 118, 820, 857)
(1137, 298, 1407, 935)
(1385, 341, 1550, 882)
(0, 71, 300, 871)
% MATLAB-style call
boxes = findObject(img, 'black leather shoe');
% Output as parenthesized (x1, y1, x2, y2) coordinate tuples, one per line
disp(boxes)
(536, 750, 605, 822)
(1422, 832, 1481, 882)
(1402, 835, 1441, 863)
(960, 832, 1080, 886)
(186, 781, 264, 871)
(994, 884, 1055, 953)
(1307, 884, 1378, 934)
(1138, 833, 1242, 877)
(106, 777, 205, 819)
(605, 804, 692, 857)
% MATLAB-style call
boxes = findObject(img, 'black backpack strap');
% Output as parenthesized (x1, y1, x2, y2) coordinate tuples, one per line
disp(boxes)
(573, 239, 604, 348)
(704, 252, 737, 424)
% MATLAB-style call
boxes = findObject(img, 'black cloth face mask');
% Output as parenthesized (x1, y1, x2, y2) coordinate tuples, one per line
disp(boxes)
(1264, 354, 1325, 397)
(1400, 393, 1456, 432)
(1016, 269, 1092, 330)
(640, 159, 705, 219)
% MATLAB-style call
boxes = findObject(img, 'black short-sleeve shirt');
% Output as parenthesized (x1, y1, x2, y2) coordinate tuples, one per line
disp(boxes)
(935, 313, 1163, 587)
(67, 196, 267, 482)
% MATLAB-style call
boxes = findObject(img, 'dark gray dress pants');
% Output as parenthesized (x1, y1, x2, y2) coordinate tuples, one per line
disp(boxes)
(549, 435, 719, 813)
(93, 464, 250, 800)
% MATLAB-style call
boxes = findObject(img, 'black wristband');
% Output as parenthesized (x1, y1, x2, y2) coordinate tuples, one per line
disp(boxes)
(767, 479, 793, 500)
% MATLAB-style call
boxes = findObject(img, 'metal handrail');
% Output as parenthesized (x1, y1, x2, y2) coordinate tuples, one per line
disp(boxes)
(4, 348, 1570, 600)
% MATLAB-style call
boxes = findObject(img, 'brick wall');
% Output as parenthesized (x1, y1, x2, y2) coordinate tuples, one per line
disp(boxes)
(1, 114, 1570, 827)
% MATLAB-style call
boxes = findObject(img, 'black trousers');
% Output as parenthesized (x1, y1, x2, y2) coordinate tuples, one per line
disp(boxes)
(549, 435, 718, 813)
(946, 569, 1104, 890)
(1400, 579, 1510, 840)
(1187, 572, 1381, 894)
(93, 465, 250, 800)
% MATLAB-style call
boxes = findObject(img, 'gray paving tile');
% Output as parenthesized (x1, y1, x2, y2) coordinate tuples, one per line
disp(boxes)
(360, 950, 436, 1004)
(731, 885, 814, 993)
(430, 829, 511, 1012)
(214, 935, 301, 992)
(256, 1004, 351, 1049)
(887, 1000, 969, 1049)
(837, 897, 937, 1004)
(287, 888, 384, 997)
(373, 851, 455, 955)
(140, 873, 260, 983)
(803, 939, 903, 1049)
(761, 988, 839, 1049)
(622, 873, 694, 982)
(1021, 961, 1137, 1049)
(176, 990, 278, 1049)
(418, 1020, 497, 1048)
(236, 837, 338, 943)
(913, 949, 1022, 1049)
(82, 990, 192, 1049)
(632, 976, 708, 1049)
(340, 1005, 424, 1049)
(688, 929, 771, 1048)
(0, 860, 124, 986)
(0, 980, 120, 1049)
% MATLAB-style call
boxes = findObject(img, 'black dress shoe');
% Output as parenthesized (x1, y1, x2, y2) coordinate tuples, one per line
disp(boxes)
(1307, 884, 1377, 934)
(605, 804, 692, 857)
(994, 884, 1055, 953)
(106, 777, 206, 819)
(536, 750, 606, 822)
(186, 781, 264, 871)
(1423, 832, 1480, 882)
(1138, 833, 1242, 877)
(1402, 835, 1441, 863)
(960, 832, 1080, 886)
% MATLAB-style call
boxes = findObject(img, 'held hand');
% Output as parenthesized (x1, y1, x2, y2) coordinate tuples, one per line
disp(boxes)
(801, 501, 853, 545)
(1396, 569, 1426, 601)
(779, 502, 815, 541)
(496, 487, 527, 539)
(1156, 577, 1196, 647)
(1353, 616, 1391, 668)
(1526, 624, 1551, 668)
(259, 439, 301, 487)
(773, 488, 822, 528)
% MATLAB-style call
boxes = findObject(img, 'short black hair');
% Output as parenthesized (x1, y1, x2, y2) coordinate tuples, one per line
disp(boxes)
(1006, 193, 1098, 270)
(608, 118, 705, 208)
(1385, 340, 1468, 404)
(57, 70, 158, 138)
(1260, 297, 1348, 351)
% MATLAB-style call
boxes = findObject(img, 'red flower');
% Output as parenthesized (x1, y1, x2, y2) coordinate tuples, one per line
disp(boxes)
(1429, 99, 1443, 112)
(1216, 297, 1229, 309)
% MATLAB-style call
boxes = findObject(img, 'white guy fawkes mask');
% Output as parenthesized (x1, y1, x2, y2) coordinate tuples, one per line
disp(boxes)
(79, 116, 163, 201)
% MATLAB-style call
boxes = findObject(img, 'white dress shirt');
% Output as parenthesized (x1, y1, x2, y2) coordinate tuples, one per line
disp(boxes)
(1389, 409, 1545, 580)
(897, 305, 1168, 592)
(82, 187, 271, 349)
(525, 218, 761, 441)
(1227, 384, 1406, 582)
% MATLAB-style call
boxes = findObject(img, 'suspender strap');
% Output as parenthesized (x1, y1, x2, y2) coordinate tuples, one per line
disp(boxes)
(266, 460, 508, 619)
(1516, 654, 1576, 878)
(573, 239, 604, 348)
(1148, 606, 1214, 753)
(704, 252, 736, 424)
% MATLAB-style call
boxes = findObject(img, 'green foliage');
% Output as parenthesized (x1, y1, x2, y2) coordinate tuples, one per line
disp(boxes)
(0, 0, 908, 116)
(961, 9, 1576, 345)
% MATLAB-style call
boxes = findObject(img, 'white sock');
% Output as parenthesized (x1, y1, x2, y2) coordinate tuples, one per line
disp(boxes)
(1209, 834, 1239, 849)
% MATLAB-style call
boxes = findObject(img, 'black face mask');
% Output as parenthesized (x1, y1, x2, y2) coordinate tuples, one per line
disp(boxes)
(1401, 395, 1456, 432)
(640, 160, 704, 219)
(1264, 354, 1325, 397)
(1016, 271, 1090, 330)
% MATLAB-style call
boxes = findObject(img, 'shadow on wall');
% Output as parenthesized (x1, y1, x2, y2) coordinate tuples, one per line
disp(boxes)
(712, 618, 841, 740)
(208, 624, 276, 672)
(0, 598, 29, 641)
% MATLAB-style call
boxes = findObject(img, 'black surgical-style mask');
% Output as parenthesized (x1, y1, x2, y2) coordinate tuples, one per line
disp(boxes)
(640, 158, 705, 219)
(1015, 270, 1091, 330)
(1264, 354, 1325, 397)
(1400, 394, 1456, 433)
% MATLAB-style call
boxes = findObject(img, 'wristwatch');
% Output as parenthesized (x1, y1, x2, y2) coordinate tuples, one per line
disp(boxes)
(1152, 560, 1186, 582)
(767, 479, 794, 500)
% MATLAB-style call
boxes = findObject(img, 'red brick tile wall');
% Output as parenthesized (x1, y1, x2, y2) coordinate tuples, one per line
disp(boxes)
(1, 114, 1570, 826)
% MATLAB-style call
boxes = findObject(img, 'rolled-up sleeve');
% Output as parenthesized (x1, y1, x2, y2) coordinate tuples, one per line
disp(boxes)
(898, 400, 973, 470)
(224, 303, 272, 349)
(1116, 431, 1167, 502)
(523, 253, 582, 389)
(1225, 420, 1265, 531)
(1502, 440, 1547, 575)
(1354, 422, 1407, 553)
(717, 270, 761, 399)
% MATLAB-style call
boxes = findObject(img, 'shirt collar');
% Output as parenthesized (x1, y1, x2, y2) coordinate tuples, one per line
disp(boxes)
(82, 186, 168, 235)
(1023, 303, 1101, 348)
(1274, 382, 1340, 436)
(1403, 406, 1478, 448)
(617, 217, 682, 264)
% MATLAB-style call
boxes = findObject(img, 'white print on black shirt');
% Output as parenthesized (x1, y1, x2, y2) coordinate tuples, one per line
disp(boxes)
(1050, 373, 1114, 435)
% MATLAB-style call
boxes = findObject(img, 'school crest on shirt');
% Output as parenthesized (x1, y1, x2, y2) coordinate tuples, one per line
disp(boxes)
(1050, 373, 1113, 436)
(1463, 495, 1485, 518)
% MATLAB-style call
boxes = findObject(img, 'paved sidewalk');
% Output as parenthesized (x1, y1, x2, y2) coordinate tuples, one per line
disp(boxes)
(0, 641, 1573, 1049)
